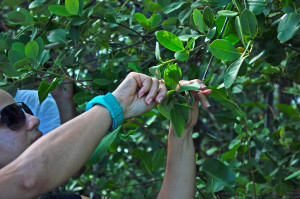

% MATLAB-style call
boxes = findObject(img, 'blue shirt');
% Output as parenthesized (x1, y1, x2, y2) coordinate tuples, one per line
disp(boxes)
(14, 90, 61, 135)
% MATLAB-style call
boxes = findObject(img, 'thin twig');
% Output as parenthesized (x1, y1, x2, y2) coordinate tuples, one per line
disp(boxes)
(35, 14, 54, 39)
(201, 4, 234, 82)
(281, 43, 300, 53)
(133, 119, 167, 148)
(106, 178, 163, 195)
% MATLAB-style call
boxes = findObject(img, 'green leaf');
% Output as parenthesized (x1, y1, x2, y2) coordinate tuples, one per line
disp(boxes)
(224, 56, 246, 88)
(203, 6, 215, 28)
(285, 170, 300, 181)
(174, 51, 189, 61)
(38, 79, 60, 105)
(69, 27, 80, 43)
(155, 42, 161, 62)
(48, 5, 71, 17)
(3, 0, 24, 7)
(202, 158, 236, 191)
(47, 29, 67, 44)
(164, 64, 182, 89)
(277, 12, 299, 43)
(134, 13, 149, 29)
(86, 126, 121, 165)
(156, 30, 184, 51)
(25, 41, 39, 59)
(163, 1, 186, 14)
(29, 0, 46, 9)
(104, 13, 117, 23)
(170, 107, 185, 137)
(247, 0, 265, 15)
(193, 9, 207, 33)
(132, 149, 153, 175)
(235, 16, 246, 47)
(13, 59, 30, 70)
(152, 149, 166, 171)
(218, 10, 238, 17)
(12, 42, 26, 56)
(93, 78, 112, 86)
(7, 11, 25, 24)
(276, 104, 298, 118)
(65, 0, 79, 15)
(150, 14, 162, 28)
(157, 90, 176, 119)
(157, 0, 170, 8)
(8, 50, 24, 66)
(179, 82, 201, 92)
(19, 8, 34, 26)
(209, 39, 241, 61)
(240, 9, 258, 38)
(283, 87, 300, 96)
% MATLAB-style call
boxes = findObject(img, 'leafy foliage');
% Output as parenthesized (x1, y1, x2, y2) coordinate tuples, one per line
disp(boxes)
(0, 0, 300, 198)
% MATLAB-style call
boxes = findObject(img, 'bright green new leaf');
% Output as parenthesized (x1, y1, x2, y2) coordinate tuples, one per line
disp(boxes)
(179, 82, 201, 92)
(170, 107, 185, 137)
(224, 56, 246, 88)
(65, 0, 79, 15)
(218, 10, 238, 17)
(156, 30, 184, 51)
(203, 6, 215, 28)
(193, 9, 206, 33)
(174, 51, 189, 61)
(134, 13, 149, 29)
(202, 158, 236, 190)
(277, 12, 299, 43)
(164, 64, 182, 89)
(240, 9, 258, 38)
(132, 148, 153, 175)
(47, 29, 67, 43)
(285, 170, 300, 181)
(209, 39, 241, 61)
(38, 79, 60, 105)
(25, 41, 39, 59)
(86, 126, 121, 165)
(48, 5, 71, 17)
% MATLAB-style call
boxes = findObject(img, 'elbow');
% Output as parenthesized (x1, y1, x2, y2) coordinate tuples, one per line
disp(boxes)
(19, 172, 39, 194)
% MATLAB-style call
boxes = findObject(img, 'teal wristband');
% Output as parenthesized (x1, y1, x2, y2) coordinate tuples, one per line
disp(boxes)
(85, 93, 123, 131)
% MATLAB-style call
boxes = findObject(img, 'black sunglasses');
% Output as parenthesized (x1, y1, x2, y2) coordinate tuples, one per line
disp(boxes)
(0, 102, 34, 131)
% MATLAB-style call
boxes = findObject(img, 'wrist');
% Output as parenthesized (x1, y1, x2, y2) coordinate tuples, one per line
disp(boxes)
(86, 93, 123, 130)
(112, 92, 128, 120)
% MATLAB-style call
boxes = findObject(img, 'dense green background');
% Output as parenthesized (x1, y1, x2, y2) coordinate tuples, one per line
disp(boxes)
(0, 0, 300, 198)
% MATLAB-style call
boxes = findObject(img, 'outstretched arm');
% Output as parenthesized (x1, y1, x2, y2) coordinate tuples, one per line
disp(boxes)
(0, 72, 166, 199)
(158, 80, 211, 199)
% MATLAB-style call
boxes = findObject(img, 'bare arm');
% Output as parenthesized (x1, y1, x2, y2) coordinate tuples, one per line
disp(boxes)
(0, 72, 167, 199)
(158, 80, 211, 199)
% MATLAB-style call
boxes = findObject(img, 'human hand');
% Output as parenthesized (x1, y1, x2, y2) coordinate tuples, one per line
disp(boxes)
(112, 72, 167, 119)
(50, 78, 74, 102)
(176, 79, 211, 130)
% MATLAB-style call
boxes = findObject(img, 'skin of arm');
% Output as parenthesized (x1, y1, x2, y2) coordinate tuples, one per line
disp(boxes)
(0, 72, 167, 199)
(158, 80, 211, 199)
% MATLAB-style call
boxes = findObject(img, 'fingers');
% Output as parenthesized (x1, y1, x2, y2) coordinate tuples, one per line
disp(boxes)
(196, 91, 211, 109)
(156, 80, 167, 103)
(127, 72, 167, 104)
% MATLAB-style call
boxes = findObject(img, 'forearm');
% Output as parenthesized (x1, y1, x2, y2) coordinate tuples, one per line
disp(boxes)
(0, 105, 111, 199)
(158, 125, 196, 199)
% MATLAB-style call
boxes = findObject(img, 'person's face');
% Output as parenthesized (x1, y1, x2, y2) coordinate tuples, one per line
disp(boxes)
(0, 89, 42, 168)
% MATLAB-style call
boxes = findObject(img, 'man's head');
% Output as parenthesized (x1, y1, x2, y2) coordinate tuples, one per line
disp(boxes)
(0, 89, 42, 168)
